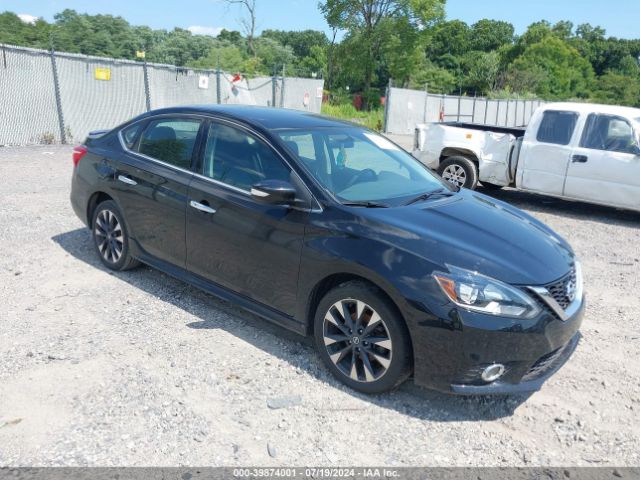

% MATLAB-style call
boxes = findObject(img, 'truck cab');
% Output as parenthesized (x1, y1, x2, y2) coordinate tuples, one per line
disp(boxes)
(413, 102, 640, 213)
(517, 103, 640, 211)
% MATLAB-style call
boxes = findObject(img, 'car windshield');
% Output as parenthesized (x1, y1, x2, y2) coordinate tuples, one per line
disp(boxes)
(277, 127, 450, 206)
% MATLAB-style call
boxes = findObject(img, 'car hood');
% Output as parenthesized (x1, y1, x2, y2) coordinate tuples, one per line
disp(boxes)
(360, 190, 575, 285)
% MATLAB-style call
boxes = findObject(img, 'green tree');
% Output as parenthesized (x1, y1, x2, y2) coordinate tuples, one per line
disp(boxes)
(469, 19, 514, 52)
(188, 41, 248, 72)
(462, 51, 500, 94)
(320, 0, 445, 108)
(410, 60, 457, 93)
(591, 72, 640, 107)
(254, 37, 295, 74)
(425, 19, 470, 58)
(510, 36, 594, 98)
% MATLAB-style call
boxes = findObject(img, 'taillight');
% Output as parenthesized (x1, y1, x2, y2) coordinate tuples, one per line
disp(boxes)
(72, 145, 87, 167)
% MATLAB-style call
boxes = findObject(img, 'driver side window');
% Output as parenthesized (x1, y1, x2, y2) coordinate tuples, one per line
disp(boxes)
(202, 123, 291, 191)
(580, 114, 637, 155)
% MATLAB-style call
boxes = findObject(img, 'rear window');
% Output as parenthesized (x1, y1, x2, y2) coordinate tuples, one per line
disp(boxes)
(536, 111, 578, 145)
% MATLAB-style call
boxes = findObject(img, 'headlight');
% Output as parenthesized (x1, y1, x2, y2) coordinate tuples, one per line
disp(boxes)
(433, 266, 541, 319)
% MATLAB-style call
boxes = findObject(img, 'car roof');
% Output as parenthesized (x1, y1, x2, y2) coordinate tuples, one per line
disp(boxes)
(138, 105, 355, 131)
(541, 102, 640, 119)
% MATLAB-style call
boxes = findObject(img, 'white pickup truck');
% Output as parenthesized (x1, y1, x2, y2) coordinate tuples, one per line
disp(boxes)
(413, 102, 640, 212)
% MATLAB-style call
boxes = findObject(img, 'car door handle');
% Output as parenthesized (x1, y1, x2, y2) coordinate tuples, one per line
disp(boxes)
(572, 155, 588, 163)
(117, 174, 137, 186)
(189, 200, 217, 214)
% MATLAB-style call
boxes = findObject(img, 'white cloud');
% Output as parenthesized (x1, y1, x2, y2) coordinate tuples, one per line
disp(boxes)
(187, 25, 224, 37)
(18, 13, 39, 25)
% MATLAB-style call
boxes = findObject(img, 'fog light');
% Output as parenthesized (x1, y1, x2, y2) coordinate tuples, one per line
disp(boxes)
(481, 364, 505, 383)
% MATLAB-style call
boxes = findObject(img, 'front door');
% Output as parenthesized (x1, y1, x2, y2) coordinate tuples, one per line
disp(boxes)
(518, 109, 579, 195)
(186, 120, 307, 316)
(116, 116, 203, 266)
(565, 113, 640, 210)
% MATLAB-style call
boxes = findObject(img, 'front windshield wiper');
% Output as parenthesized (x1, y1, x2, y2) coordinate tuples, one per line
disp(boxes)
(341, 201, 389, 208)
(403, 188, 456, 206)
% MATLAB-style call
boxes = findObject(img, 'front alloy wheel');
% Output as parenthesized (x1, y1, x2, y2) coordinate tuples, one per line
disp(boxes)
(314, 281, 412, 393)
(323, 299, 393, 382)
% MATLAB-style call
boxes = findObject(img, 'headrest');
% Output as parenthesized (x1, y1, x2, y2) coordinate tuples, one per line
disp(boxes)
(147, 126, 176, 141)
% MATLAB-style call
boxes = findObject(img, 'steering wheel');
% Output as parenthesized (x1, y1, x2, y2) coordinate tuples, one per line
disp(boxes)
(345, 169, 377, 189)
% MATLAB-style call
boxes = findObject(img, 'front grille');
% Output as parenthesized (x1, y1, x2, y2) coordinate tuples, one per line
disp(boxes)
(544, 265, 577, 309)
(522, 347, 564, 382)
(521, 333, 580, 382)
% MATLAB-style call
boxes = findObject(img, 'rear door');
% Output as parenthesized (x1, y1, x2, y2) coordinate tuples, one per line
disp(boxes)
(565, 114, 640, 210)
(518, 109, 579, 195)
(185, 120, 309, 316)
(116, 116, 204, 267)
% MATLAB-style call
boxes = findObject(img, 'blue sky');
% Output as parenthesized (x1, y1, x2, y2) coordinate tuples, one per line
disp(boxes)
(3, 0, 639, 39)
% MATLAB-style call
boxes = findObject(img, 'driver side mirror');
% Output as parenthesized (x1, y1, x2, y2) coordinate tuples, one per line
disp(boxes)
(251, 179, 297, 205)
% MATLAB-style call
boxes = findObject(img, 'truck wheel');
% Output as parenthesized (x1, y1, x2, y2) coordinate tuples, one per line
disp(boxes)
(481, 181, 503, 190)
(438, 156, 478, 190)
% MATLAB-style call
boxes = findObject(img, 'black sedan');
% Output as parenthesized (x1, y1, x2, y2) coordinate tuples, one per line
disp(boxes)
(70, 105, 584, 395)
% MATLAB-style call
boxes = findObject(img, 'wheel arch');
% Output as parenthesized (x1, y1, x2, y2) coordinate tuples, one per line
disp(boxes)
(305, 273, 414, 366)
(439, 147, 480, 165)
(86, 191, 115, 226)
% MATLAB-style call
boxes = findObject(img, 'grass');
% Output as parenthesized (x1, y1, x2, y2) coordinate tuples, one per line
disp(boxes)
(321, 103, 384, 131)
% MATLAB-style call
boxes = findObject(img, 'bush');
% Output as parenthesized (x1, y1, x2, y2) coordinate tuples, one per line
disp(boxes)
(321, 102, 384, 131)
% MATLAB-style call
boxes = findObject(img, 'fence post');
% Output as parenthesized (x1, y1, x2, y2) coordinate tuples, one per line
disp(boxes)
(484, 98, 489, 125)
(471, 94, 477, 124)
(514, 99, 519, 127)
(456, 92, 461, 122)
(49, 48, 66, 144)
(505, 99, 510, 127)
(422, 85, 429, 123)
(495, 100, 500, 126)
(279, 77, 285, 108)
(383, 78, 392, 133)
(142, 60, 151, 111)
(271, 72, 277, 108)
(216, 69, 221, 104)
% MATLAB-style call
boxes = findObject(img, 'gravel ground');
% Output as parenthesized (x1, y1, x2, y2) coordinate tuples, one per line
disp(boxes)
(1, 144, 639, 467)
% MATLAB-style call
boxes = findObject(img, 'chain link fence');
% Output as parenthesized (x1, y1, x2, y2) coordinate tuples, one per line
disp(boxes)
(383, 85, 548, 135)
(0, 44, 325, 146)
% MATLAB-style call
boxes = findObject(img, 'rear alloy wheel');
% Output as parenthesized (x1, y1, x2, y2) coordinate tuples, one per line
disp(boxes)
(437, 156, 479, 190)
(92, 200, 140, 271)
(314, 281, 412, 393)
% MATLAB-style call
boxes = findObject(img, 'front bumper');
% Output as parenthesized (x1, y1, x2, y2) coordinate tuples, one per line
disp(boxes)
(412, 150, 439, 170)
(410, 294, 585, 395)
(450, 331, 581, 395)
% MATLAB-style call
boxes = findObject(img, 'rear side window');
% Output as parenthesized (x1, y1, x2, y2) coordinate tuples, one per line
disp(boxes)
(536, 111, 578, 145)
(580, 114, 637, 154)
(137, 118, 202, 169)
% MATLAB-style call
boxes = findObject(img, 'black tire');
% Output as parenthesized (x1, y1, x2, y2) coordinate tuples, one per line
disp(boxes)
(480, 181, 504, 190)
(313, 281, 412, 394)
(437, 156, 479, 190)
(91, 200, 140, 271)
